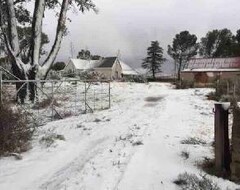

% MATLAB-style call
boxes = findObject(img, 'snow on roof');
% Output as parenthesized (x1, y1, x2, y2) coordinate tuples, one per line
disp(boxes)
(68, 58, 140, 75)
(120, 61, 139, 75)
(70, 59, 100, 70)
(184, 57, 240, 71)
(182, 68, 240, 72)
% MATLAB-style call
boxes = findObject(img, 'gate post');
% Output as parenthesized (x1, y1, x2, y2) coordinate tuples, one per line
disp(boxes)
(84, 82, 87, 112)
(214, 103, 231, 175)
(0, 68, 2, 107)
(231, 104, 240, 181)
(108, 82, 111, 109)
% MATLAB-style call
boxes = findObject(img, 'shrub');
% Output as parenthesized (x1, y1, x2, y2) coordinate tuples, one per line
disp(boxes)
(51, 62, 66, 71)
(181, 137, 206, 145)
(33, 97, 60, 109)
(208, 79, 240, 102)
(197, 156, 231, 179)
(132, 140, 143, 146)
(66, 72, 76, 78)
(197, 157, 219, 177)
(181, 151, 190, 160)
(206, 91, 221, 101)
(123, 75, 147, 83)
(53, 111, 72, 120)
(48, 72, 61, 80)
(206, 80, 229, 101)
(40, 133, 65, 147)
(0, 104, 33, 156)
(174, 80, 194, 89)
(174, 172, 220, 190)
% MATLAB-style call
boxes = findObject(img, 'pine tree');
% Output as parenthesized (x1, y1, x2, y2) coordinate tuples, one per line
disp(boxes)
(168, 31, 198, 81)
(142, 41, 166, 80)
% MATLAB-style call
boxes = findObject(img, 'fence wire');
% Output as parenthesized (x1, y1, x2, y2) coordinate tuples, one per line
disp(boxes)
(0, 67, 111, 126)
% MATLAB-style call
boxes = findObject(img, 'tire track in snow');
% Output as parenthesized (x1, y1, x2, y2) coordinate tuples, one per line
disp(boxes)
(38, 137, 109, 190)
(112, 95, 168, 190)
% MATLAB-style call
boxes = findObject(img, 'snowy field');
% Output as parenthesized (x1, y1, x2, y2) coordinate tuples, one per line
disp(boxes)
(0, 82, 239, 190)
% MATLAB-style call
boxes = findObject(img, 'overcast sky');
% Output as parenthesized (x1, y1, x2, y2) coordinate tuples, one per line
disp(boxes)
(43, 0, 240, 71)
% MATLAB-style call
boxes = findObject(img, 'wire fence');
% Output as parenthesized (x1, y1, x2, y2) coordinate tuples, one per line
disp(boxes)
(215, 79, 240, 100)
(0, 67, 111, 126)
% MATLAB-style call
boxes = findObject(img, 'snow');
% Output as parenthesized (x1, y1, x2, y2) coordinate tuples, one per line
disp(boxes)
(68, 59, 101, 70)
(182, 68, 240, 72)
(120, 61, 139, 75)
(0, 82, 239, 190)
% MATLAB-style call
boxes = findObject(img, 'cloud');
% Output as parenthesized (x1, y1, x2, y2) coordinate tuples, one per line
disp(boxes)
(42, 0, 240, 71)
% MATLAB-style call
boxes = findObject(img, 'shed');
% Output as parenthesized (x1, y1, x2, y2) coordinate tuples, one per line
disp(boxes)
(181, 57, 240, 83)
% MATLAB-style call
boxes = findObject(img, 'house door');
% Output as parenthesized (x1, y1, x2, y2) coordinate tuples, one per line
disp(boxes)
(194, 72, 208, 83)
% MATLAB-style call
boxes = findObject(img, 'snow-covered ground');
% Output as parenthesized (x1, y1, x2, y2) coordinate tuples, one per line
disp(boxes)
(0, 82, 239, 190)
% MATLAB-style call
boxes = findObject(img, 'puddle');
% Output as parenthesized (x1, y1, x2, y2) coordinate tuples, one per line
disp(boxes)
(144, 96, 163, 102)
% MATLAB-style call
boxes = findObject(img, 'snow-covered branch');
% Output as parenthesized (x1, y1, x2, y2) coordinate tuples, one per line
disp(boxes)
(6, 0, 20, 55)
(40, 0, 70, 79)
(30, 0, 46, 67)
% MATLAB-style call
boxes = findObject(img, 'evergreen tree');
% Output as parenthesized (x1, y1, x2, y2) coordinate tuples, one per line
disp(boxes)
(142, 41, 166, 80)
(51, 62, 66, 71)
(77, 49, 91, 60)
(168, 31, 198, 81)
(199, 29, 235, 58)
(77, 49, 102, 60)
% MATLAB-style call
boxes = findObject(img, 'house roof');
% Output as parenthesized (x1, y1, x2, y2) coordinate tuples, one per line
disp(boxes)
(183, 57, 240, 72)
(97, 57, 117, 68)
(66, 58, 139, 75)
(120, 61, 139, 75)
(69, 59, 100, 70)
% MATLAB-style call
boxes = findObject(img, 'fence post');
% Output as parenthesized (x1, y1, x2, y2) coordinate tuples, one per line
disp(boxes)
(84, 82, 87, 112)
(0, 68, 2, 107)
(214, 103, 231, 175)
(231, 104, 240, 181)
(51, 81, 54, 120)
(108, 82, 111, 109)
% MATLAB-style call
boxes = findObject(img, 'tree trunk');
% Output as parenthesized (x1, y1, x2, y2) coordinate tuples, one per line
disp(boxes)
(30, 0, 46, 66)
(178, 58, 182, 81)
(28, 68, 37, 103)
(152, 68, 155, 80)
(1, 0, 72, 103)
(6, 0, 20, 54)
(11, 61, 27, 104)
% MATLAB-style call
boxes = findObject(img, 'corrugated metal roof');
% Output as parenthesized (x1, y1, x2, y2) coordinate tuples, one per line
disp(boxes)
(97, 57, 117, 68)
(184, 57, 240, 71)
(182, 68, 240, 72)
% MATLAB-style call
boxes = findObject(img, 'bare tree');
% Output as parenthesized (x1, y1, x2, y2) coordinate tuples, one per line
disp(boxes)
(0, 0, 97, 103)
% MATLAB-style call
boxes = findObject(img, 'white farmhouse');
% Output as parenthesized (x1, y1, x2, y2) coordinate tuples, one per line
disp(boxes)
(63, 57, 138, 80)
(63, 59, 100, 75)
(94, 57, 122, 79)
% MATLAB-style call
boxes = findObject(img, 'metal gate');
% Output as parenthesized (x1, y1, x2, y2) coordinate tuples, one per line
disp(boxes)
(0, 66, 111, 125)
